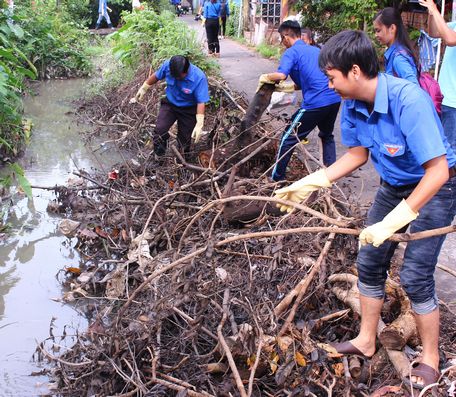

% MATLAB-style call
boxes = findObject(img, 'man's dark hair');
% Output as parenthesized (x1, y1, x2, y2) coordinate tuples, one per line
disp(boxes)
(169, 55, 190, 78)
(318, 30, 379, 78)
(278, 20, 301, 38)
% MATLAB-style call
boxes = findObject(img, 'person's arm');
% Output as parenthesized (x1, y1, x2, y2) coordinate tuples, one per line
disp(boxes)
(196, 103, 205, 115)
(266, 72, 287, 82)
(405, 155, 449, 212)
(145, 73, 158, 86)
(325, 146, 369, 182)
(419, 0, 456, 45)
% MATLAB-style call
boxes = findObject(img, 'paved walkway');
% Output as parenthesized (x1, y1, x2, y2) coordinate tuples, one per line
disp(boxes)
(183, 15, 456, 308)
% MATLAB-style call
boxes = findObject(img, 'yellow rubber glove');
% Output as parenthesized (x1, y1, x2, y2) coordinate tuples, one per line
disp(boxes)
(130, 82, 151, 103)
(274, 169, 332, 213)
(256, 74, 276, 92)
(192, 114, 204, 143)
(201, 16, 206, 25)
(359, 199, 418, 247)
(275, 81, 295, 93)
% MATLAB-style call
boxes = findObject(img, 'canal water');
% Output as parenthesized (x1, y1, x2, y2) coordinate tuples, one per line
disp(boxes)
(0, 79, 117, 395)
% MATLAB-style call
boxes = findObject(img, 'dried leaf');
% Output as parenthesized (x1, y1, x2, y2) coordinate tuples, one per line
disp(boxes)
(59, 219, 81, 236)
(277, 336, 293, 352)
(121, 229, 129, 242)
(130, 176, 147, 188)
(78, 228, 98, 239)
(332, 362, 344, 377)
(65, 267, 81, 276)
(246, 354, 256, 369)
(138, 315, 149, 322)
(317, 342, 343, 358)
(295, 352, 307, 367)
(95, 226, 109, 239)
(369, 385, 403, 397)
(206, 363, 228, 373)
(269, 352, 279, 374)
(168, 180, 175, 189)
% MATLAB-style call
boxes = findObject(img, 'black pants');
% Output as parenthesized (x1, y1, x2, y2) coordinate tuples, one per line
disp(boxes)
(154, 99, 197, 155)
(272, 102, 340, 181)
(219, 16, 227, 36)
(205, 18, 220, 54)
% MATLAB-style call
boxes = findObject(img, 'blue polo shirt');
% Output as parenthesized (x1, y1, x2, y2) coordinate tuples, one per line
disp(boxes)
(277, 40, 340, 110)
(384, 42, 419, 85)
(203, 1, 221, 18)
(341, 73, 456, 186)
(155, 60, 210, 107)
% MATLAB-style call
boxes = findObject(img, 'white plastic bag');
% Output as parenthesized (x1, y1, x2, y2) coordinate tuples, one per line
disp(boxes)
(267, 91, 297, 112)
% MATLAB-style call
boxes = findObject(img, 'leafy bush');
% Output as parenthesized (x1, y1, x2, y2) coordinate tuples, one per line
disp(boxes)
(296, 0, 385, 42)
(110, 8, 218, 73)
(0, 8, 36, 160)
(13, 1, 92, 78)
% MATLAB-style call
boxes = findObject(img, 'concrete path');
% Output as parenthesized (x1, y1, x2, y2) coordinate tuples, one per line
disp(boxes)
(183, 15, 456, 309)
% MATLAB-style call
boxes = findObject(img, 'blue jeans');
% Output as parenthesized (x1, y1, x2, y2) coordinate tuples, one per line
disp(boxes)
(357, 177, 456, 314)
(271, 102, 340, 181)
(442, 105, 456, 153)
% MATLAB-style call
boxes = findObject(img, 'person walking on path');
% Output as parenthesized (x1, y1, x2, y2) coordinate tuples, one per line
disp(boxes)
(130, 55, 210, 157)
(218, 0, 229, 39)
(203, 0, 221, 57)
(275, 30, 456, 390)
(373, 7, 419, 84)
(419, 0, 456, 152)
(257, 20, 340, 180)
(96, 0, 114, 29)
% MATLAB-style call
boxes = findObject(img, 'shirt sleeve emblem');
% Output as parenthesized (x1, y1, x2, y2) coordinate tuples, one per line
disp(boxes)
(182, 88, 192, 94)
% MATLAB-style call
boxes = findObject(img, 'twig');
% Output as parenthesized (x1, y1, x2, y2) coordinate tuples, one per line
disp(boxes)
(217, 289, 248, 397)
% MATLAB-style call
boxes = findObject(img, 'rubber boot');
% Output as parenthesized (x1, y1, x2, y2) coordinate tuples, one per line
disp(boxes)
(95, 23, 100, 30)
(108, 23, 114, 30)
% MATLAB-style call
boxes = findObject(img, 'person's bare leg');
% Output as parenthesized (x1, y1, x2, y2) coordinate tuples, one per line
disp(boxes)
(347, 294, 383, 357)
(411, 308, 440, 385)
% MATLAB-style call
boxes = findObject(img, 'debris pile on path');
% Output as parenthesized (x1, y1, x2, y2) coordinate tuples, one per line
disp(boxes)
(38, 71, 456, 397)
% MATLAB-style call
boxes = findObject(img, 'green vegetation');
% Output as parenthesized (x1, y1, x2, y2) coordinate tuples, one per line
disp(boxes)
(256, 42, 282, 60)
(297, 0, 383, 41)
(110, 8, 219, 73)
(0, 0, 93, 161)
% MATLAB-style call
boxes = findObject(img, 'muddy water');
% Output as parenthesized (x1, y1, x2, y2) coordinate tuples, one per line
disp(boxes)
(0, 80, 117, 395)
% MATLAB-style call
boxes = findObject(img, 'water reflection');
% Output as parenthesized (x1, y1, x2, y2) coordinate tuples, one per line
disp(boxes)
(0, 79, 119, 395)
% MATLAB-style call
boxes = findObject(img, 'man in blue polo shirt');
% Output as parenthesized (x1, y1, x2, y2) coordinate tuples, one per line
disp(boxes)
(131, 55, 210, 157)
(257, 20, 341, 181)
(274, 30, 456, 389)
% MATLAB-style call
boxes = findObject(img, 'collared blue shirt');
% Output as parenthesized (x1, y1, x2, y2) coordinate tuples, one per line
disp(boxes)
(341, 73, 456, 186)
(277, 40, 340, 110)
(155, 60, 210, 107)
(203, 1, 221, 18)
(384, 42, 419, 85)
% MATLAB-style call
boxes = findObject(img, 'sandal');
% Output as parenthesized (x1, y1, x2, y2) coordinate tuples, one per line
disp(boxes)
(403, 362, 440, 390)
(330, 341, 373, 359)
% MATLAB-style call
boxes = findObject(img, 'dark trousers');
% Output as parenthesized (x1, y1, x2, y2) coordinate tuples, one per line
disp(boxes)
(205, 18, 220, 54)
(154, 99, 197, 155)
(219, 16, 227, 36)
(271, 102, 340, 181)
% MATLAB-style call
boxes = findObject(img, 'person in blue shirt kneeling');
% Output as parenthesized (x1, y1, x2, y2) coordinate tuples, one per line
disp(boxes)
(131, 56, 210, 158)
(275, 30, 456, 390)
(257, 20, 341, 181)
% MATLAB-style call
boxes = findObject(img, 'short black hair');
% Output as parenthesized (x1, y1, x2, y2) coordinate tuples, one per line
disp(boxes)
(278, 20, 301, 38)
(169, 55, 190, 78)
(318, 30, 379, 78)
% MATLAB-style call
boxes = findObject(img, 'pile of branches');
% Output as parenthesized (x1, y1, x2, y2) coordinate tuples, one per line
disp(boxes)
(38, 70, 456, 397)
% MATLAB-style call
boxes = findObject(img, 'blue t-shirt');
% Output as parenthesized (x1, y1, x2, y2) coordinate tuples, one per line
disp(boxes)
(439, 22, 456, 108)
(277, 40, 340, 110)
(155, 60, 210, 107)
(341, 73, 456, 186)
(203, 1, 221, 18)
(384, 42, 419, 85)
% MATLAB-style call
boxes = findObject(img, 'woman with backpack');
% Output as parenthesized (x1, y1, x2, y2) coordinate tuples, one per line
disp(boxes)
(373, 7, 419, 84)
(219, 0, 230, 39)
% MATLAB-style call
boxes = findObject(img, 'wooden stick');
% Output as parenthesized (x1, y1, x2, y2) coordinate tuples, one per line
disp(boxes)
(278, 231, 336, 336)
(217, 289, 248, 397)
